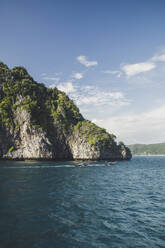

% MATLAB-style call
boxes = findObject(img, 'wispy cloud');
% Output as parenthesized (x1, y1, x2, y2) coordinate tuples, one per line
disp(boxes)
(102, 70, 122, 78)
(50, 81, 77, 94)
(54, 82, 129, 109)
(72, 72, 83, 80)
(93, 104, 165, 144)
(49, 78, 129, 110)
(77, 55, 98, 67)
(151, 54, 165, 62)
(76, 91, 128, 107)
(104, 50, 165, 78)
(121, 62, 156, 77)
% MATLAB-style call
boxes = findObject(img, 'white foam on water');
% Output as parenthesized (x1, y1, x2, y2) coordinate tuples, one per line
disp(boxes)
(1, 164, 105, 169)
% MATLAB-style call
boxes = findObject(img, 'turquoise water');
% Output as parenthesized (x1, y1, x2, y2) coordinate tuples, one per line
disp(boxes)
(0, 156, 165, 248)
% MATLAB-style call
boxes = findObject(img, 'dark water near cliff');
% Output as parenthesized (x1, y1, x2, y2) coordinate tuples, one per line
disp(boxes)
(0, 156, 165, 248)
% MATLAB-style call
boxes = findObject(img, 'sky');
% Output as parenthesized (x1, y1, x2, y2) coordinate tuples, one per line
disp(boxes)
(1, 0, 165, 144)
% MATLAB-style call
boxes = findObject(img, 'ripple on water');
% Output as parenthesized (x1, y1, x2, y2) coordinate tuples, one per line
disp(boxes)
(0, 156, 165, 248)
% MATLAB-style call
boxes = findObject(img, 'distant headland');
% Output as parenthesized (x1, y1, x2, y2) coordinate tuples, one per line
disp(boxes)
(128, 143, 165, 156)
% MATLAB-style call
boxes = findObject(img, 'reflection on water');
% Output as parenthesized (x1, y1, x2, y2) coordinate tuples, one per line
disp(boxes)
(0, 157, 165, 248)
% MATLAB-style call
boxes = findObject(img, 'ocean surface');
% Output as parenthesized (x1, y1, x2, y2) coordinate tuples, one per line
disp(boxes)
(0, 156, 165, 248)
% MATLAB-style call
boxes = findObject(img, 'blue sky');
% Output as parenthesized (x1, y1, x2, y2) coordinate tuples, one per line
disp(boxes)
(1, 0, 165, 144)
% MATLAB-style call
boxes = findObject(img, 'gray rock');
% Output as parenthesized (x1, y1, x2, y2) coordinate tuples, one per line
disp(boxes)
(2, 108, 56, 160)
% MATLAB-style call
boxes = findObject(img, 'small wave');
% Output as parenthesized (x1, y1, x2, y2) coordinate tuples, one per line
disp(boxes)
(0, 164, 109, 169)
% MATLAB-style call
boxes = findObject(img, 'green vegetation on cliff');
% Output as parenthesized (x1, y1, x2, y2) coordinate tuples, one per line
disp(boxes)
(128, 143, 165, 155)
(74, 120, 116, 147)
(0, 61, 131, 160)
(0, 62, 83, 133)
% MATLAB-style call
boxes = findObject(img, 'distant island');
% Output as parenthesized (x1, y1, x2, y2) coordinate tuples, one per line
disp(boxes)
(128, 143, 165, 155)
(0, 62, 131, 161)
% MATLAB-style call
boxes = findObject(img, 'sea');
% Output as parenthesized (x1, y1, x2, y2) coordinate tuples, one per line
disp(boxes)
(0, 156, 165, 248)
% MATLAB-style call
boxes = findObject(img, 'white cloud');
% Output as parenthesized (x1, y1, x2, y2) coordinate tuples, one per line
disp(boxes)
(51, 81, 129, 110)
(121, 62, 156, 77)
(77, 55, 98, 67)
(93, 105, 165, 144)
(76, 93, 128, 106)
(151, 54, 165, 62)
(103, 70, 122, 78)
(72, 72, 83, 80)
(57, 82, 77, 94)
(120, 51, 165, 78)
(50, 81, 77, 94)
(83, 85, 95, 90)
(72, 85, 129, 108)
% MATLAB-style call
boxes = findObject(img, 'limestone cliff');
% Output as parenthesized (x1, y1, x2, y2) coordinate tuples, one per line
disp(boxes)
(0, 62, 131, 161)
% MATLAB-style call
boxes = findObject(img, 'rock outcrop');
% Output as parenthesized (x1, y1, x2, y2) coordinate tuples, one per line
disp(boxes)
(0, 62, 132, 161)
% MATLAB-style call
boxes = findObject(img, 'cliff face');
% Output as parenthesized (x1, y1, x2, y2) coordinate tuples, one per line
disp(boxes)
(0, 62, 131, 161)
(1, 108, 56, 159)
(68, 121, 131, 160)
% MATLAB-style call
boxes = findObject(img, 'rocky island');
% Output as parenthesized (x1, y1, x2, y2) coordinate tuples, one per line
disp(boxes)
(0, 62, 131, 161)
